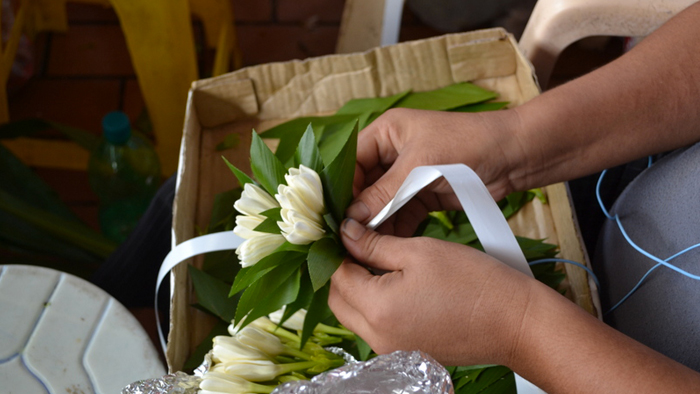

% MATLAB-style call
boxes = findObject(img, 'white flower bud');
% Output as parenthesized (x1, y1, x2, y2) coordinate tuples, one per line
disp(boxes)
(234, 183, 279, 218)
(211, 336, 270, 363)
(235, 233, 285, 268)
(237, 326, 285, 356)
(199, 371, 255, 393)
(275, 165, 326, 245)
(223, 359, 282, 382)
(269, 308, 306, 331)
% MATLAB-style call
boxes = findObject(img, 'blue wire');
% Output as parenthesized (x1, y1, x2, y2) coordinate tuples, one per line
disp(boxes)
(596, 159, 700, 314)
(529, 258, 601, 290)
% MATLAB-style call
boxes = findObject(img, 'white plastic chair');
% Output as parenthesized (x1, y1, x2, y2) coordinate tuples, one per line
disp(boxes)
(518, 0, 697, 89)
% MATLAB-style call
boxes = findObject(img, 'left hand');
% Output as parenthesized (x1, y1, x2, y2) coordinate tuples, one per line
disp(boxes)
(329, 218, 541, 367)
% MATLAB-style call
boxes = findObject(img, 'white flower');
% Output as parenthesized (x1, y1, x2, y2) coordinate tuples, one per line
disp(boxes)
(276, 165, 326, 245)
(236, 233, 286, 268)
(223, 359, 281, 382)
(269, 307, 306, 331)
(211, 336, 270, 363)
(237, 326, 285, 356)
(199, 371, 256, 393)
(233, 183, 285, 267)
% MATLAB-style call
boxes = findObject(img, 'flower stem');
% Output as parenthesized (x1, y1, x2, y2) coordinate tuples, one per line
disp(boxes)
(250, 382, 277, 393)
(315, 323, 355, 338)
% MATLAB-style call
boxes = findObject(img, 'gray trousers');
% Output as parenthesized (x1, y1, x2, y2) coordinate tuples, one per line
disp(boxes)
(594, 142, 700, 371)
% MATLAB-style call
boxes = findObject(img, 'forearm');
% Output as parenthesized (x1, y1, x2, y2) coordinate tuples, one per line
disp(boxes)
(509, 2, 700, 190)
(510, 283, 700, 393)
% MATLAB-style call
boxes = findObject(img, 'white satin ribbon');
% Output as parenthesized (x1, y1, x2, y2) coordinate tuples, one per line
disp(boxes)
(156, 164, 545, 393)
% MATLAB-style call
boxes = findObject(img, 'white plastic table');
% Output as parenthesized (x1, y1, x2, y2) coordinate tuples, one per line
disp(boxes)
(0, 265, 165, 394)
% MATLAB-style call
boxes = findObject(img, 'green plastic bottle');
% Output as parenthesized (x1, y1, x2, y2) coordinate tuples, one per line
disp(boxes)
(88, 111, 161, 243)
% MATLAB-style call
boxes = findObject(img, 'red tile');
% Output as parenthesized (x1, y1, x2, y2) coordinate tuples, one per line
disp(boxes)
(66, 3, 119, 23)
(276, 0, 345, 23)
(231, 0, 273, 22)
(9, 79, 121, 133)
(236, 25, 339, 66)
(47, 25, 134, 76)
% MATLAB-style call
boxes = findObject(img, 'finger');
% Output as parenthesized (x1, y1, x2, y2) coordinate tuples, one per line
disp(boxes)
(328, 261, 374, 337)
(340, 218, 408, 272)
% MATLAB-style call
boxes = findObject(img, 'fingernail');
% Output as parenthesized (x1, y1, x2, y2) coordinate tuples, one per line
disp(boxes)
(346, 201, 370, 222)
(342, 218, 366, 241)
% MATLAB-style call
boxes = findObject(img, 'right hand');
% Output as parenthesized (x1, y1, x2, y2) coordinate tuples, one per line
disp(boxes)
(347, 107, 524, 236)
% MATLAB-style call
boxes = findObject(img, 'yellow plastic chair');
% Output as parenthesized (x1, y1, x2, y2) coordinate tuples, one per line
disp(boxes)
(1, 0, 241, 175)
(518, 0, 697, 89)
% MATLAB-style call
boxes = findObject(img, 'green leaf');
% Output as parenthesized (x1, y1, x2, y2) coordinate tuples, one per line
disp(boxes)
(216, 133, 241, 151)
(0, 143, 82, 222)
(300, 282, 332, 347)
(393, 83, 497, 111)
(307, 236, 345, 291)
(0, 118, 99, 152)
(237, 259, 304, 327)
(230, 244, 308, 296)
(450, 101, 509, 113)
(259, 115, 359, 139)
(182, 321, 229, 372)
(320, 121, 358, 224)
(295, 124, 323, 173)
(280, 268, 314, 323)
(206, 188, 242, 233)
(250, 130, 287, 196)
(355, 335, 373, 361)
(221, 156, 255, 188)
(253, 216, 282, 234)
(0, 189, 116, 258)
(454, 366, 513, 394)
(260, 207, 282, 221)
(189, 265, 238, 322)
(260, 115, 358, 165)
(318, 120, 357, 166)
(335, 90, 411, 115)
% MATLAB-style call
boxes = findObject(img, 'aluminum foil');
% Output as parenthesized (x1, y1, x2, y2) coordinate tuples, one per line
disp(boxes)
(272, 350, 454, 394)
(120, 371, 201, 394)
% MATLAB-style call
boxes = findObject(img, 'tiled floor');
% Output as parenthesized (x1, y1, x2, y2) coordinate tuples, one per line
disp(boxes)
(4, 1, 624, 356)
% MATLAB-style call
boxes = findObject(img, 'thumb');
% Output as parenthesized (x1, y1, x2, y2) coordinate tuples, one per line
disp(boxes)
(340, 218, 405, 272)
(346, 157, 414, 224)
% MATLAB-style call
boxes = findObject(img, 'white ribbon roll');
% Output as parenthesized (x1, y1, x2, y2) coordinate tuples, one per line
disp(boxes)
(156, 164, 545, 393)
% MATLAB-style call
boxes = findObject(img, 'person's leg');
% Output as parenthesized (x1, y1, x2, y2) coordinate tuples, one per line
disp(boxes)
(593, 143, 700, 371)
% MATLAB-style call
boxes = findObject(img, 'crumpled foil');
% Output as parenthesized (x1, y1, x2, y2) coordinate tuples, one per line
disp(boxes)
(120, 371, 201, 394)
(272, 350, 454, 394)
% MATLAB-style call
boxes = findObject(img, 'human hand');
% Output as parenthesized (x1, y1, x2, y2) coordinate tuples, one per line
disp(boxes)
(328, 218, 542, 367)
(347, 108, 523, 237)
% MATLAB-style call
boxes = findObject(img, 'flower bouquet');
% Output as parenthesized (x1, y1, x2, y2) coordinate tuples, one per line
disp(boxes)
(184, 83, 568, 394)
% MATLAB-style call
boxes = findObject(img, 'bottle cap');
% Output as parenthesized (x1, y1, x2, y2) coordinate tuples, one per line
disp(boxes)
(102, 111, 131, 144)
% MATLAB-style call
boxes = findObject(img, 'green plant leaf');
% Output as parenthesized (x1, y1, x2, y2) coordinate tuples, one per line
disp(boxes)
(222, 156, 255, 188)
(355, 335, 373, 361)
(260, 115, 358, 165)
(253, 216, 282, 234)
(318, 120, 357, 166)
(260, 207, 282, 221)
(250, 130, 287, 196)
(450, 101, 509, 113)
(216, 133, 241, 151)
(320, 121, 358, 224)
(295, 124, 323, 173)
(300, 282, 332, 347)
(454, 365, 513, 394)
(0, 143, 81, 222)
(182, 320, 229, 372)
(236, 259, 304, 327)
(230, 245, 308, 296)
(335, 90, 411, 115)
(393, 83, 497, 111)
(189, 265, 238, 322)
(280, 268, 314, 323)
(307, 236, 345, 291)
(0, 189, 116, 258)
